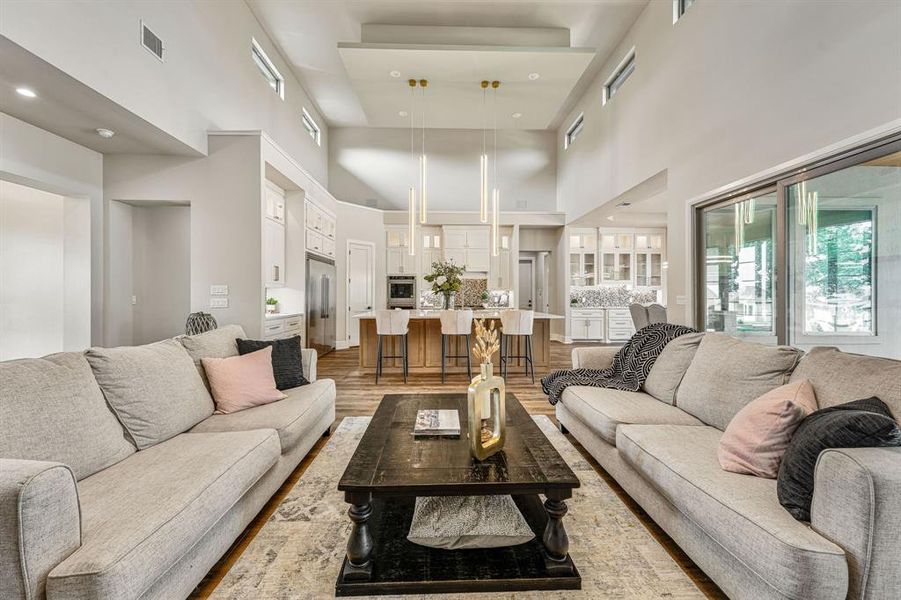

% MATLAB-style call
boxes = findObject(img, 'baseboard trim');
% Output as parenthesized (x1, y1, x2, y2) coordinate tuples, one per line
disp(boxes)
(550, 333, 573, 344)
(336, 340, 350, 350)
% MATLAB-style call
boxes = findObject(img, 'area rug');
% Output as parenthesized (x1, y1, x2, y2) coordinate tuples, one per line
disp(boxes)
(210, 417, 705, 599)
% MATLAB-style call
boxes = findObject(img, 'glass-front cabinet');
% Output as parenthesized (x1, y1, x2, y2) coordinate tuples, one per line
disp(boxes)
(634, 231, 664, 288)
(600, 232, 633, 283)
(569, 230, 597, 286)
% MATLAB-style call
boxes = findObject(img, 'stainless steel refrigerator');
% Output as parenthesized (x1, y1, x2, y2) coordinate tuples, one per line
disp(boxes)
(306, 254, 336, 356)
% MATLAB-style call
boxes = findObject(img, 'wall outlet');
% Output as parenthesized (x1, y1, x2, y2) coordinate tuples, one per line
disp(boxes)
(676, 295, 687, 305)
(210, 297, 229, 309)
(210, 284, 229, 296)
(131, 295, 137, 305)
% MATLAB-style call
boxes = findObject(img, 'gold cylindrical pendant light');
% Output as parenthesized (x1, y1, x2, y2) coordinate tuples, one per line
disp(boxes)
(479, 80, 489, 223)
(408, 186, 416, 256)
(419, 79, 428, 224)
(408, 79, 417, 255)
(491, 81, 500, 256)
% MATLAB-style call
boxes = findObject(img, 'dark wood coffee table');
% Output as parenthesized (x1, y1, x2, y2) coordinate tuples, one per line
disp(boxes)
(336, 393, 581, 596)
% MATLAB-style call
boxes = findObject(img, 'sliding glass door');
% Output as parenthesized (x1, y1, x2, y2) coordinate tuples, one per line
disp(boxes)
(785, 149, 900, 356)
(699, 191, 777, 342)
(694, 137, 901, 359)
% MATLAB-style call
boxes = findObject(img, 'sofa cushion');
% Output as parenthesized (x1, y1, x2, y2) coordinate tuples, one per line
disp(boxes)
(0, 352, 135, 480)
(85, 339, 214, 449)
(643, 332, 705, 405)
(559, 386, 704, 445)
(617, 424, 848, 599)
(47, 430, 279, 600)
(190, 379, 336, 453)
(789, 346, 901, 420)
(179, 324, 247, 388)
(677, 333, 803, 430)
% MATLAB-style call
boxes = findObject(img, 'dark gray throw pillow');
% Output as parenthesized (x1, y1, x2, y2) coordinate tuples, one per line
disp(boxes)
(236, 335, 308, 390)
(777, 397, 901, 522)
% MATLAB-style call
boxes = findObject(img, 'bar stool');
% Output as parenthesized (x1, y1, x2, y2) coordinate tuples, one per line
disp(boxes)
(439, 309, 473, 383)
(375, 309, 411, 383)
(500, 309, 535, 383)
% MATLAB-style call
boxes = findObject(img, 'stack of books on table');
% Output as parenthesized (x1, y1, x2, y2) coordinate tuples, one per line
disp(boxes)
(414, 409, 461, 437)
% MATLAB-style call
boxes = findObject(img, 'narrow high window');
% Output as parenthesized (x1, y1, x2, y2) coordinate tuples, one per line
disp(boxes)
(603, 49, 635, 105)
(564, 113, 584, 150)
(673, 0, 696, 23)
(302, 108, 321, 146)
(251, 38, 284, 99)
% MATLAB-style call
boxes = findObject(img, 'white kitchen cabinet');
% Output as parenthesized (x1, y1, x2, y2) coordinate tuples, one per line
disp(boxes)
(490, 248, 512, 289)
(600, 232, 633, 283)
(387, 247, 415, 274)
(466, 249, 490, 272)
(386, 228, 410, 248)
(443, 227, 489, 249)
(569, 229, 598, 286)
(443, 248, 467, 267)
(634, 229, 665, 288)
(606, 308, 635, 341)
(305, 200, 336, 258)
(443, 229, 467, 249)
(571, 309, 605, 340)
(264, 181, 285, 224)
(264, 218, 286, 287)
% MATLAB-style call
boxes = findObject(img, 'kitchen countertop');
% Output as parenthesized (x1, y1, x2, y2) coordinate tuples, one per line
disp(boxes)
(570, 306, 630, 310)
(353, 309, 564, 320)
(265, 312, 303, 320)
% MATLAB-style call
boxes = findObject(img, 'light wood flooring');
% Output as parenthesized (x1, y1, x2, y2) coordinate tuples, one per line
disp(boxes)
(192, 342, 726, 599)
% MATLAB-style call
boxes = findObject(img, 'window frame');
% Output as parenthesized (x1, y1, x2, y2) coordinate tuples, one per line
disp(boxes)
(603, 48, 636, 105)
(693, 132, 901, 345)
(251, 37, 285, 99)
(564, 113, 584, 150)
(302, 108, 321, 146)
(673, 0, 695, 24)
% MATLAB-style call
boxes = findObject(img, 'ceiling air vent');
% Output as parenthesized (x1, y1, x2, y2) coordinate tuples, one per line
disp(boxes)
(141, 21, 164, 61)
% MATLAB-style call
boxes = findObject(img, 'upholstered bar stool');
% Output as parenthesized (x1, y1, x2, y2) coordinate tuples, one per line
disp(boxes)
(647, 303, 668, 325)
(439, 309, 473, 383)
(629, 303, 649, 330)
(375, 309, 411, 383)
(500, 309, 535, 383)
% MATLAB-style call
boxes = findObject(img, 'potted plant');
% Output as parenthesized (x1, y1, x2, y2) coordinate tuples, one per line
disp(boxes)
(265, 297, 279, 314)
(423, 260, 465, 310)
(570, 297, 579, 307)
(480, 290, 490, 308)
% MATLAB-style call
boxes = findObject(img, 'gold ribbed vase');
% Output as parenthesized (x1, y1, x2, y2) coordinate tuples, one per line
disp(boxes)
(467, 362, 506, 461)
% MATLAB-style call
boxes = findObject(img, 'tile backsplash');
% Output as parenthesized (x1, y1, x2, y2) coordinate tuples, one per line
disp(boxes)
(570, 286, 660, 308)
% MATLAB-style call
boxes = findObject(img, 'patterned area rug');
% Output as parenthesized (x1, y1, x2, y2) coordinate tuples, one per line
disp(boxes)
(211, 417, 704, 599)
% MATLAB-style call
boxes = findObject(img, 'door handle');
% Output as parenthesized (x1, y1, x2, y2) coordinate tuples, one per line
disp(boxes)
(273, 265, 280, 282)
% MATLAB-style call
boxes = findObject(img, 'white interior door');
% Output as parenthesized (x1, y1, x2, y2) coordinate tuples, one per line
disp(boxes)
(518, 259, 535, 310)
(347, 240, 374, 347)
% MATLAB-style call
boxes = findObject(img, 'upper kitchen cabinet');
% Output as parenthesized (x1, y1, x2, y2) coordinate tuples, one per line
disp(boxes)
(600, 231, 633, 283)
(569, 229, 598, 286)
(634, 229, 666, 288)
(386, 227, 415, 274)
(443, 226, 489, 272)
(264, 181, 286, 224)
(305, 200, 336, 259)
(263, 217, 286, 287)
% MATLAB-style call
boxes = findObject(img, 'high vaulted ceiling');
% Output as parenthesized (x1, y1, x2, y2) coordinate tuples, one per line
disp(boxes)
(248, 1, 649, 130)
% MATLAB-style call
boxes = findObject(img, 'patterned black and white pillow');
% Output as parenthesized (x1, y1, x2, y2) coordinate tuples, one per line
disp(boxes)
(236, 335, 308, 390)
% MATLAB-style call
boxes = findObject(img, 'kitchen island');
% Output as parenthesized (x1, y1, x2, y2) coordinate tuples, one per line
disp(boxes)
(354, 310, 564, 373)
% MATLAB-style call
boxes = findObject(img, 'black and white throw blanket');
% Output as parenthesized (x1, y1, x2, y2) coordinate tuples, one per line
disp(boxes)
(542, 323, 698, 405)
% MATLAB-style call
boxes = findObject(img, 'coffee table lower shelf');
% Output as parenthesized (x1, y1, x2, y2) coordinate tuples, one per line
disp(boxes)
(335, 494, 581, 596)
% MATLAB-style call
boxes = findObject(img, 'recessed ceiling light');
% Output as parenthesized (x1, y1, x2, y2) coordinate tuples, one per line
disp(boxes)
(390, 70, 401, 78)
(606, 215, 615, 221)
(528, 72, 540, 81)
(398, 110, 408, 117)
(96, 128, 116, 139)
(511, 112, 522, 119)
(16, 87, 37, 98)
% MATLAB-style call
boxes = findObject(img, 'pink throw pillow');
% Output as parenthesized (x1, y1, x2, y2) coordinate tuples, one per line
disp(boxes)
(201, 346, 286, 414)
(718, 379, 818, 478)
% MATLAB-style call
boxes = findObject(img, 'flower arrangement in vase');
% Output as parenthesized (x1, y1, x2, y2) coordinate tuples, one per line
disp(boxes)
(423, 260, 465, 310)
(468, 318, 505, 460)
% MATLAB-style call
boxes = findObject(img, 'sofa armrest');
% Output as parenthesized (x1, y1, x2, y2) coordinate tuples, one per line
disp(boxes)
(302, 348, 317, 383)
(0, 459, 81, 600)
(811, 447, 901, 600)
(571, 346, 619, 370)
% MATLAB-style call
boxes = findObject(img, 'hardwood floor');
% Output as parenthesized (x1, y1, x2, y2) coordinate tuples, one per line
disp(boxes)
(192, 342, 726, 599)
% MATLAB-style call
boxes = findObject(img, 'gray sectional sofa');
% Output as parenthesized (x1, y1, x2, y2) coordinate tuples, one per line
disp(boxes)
(0, 325, 336, 600)
(557, 332, 901, 600)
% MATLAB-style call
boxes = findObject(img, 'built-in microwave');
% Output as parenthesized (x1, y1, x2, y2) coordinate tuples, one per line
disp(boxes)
(387, 275, 416, 308)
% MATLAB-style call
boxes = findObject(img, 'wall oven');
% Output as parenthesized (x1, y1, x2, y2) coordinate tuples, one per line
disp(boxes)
(387, 275, 416, 308)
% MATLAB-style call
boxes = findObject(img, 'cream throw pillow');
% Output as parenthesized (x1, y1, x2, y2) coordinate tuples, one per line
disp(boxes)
(201, 346, 286, 414)
(718, 379, 818, 478)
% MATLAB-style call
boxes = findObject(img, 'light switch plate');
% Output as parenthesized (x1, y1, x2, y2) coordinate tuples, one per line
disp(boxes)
(210, 297, 228, 309)
(676, 295, 687, 305)
(210, 284, 229, 296)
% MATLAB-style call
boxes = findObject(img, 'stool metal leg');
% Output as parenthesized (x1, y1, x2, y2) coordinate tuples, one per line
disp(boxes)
(465, 334, 472, 380)
(527, 334, 535, 383)
(441, 334, 446, 383)
(402, 334, 408, 383)
(376, 335, 382, 384)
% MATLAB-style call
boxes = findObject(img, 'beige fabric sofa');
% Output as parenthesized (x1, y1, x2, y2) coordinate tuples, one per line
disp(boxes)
(0, 325, 335, 600)
(557, 334, 901, 600)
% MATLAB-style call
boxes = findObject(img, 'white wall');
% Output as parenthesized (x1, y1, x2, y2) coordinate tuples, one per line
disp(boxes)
(105, 200, 134, 347)
(330, 127, 558, 212)
(133, 204, 190, 344)
(0, 112, 102, 345)
(0, 180, 91, 359)
(0, 0, 328, 182)
(556, 0, 901, 325)
(334, 201, 386, 347)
